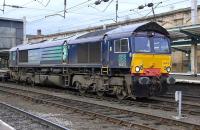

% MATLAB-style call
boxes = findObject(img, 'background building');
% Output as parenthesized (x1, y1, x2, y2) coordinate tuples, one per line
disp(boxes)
(0, 17, 23, 68)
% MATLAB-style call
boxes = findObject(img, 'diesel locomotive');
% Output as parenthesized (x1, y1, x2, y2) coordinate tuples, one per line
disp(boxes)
(9, 22, 175, 99)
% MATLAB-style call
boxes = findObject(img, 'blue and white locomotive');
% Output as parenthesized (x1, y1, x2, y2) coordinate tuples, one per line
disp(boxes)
(9, 22, 175, 99)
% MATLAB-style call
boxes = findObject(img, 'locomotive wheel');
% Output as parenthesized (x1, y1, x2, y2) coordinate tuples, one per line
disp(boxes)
(116, 87, 127, 100)
(30, 79, 35, 87)
(79, 85, 87, 94)
(96, 80, 105, 97)
(96, 89, 105, 97)
(159, 84, 168, 95)
(16, 77, 20, 84)
(76, 82, 87, 94)
(26, 77, 31, 85)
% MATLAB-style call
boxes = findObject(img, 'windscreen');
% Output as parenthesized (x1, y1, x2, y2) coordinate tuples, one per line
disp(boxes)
(135, 37, 151, 53)
(153, 37, 169, 53)
(134, 35, 170, 53)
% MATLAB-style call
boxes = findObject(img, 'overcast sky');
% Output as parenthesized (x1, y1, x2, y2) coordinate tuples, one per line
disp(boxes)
(0, 0, 198, 35)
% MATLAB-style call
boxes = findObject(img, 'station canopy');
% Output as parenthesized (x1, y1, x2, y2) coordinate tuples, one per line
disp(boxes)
(168, 24, 200, 53)
(168, 24, 200, 45)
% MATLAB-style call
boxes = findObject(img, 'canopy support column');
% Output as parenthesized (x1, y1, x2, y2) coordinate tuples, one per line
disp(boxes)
(191, 43, 198, 75)
(191, 0, 198, 75)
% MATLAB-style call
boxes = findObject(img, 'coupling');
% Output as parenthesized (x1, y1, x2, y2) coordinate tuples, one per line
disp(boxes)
(138, 77, 150, 85)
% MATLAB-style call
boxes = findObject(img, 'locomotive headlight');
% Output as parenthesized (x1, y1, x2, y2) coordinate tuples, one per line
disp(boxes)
(166, 67, 171, 72)
(135, 66, 141, 73)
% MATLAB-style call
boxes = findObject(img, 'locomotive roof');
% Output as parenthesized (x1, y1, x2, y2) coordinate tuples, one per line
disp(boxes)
(10, 39, 66, 51)
(77, 28, 114, 39)
(10, 22, 169, 51)
(68, 21, 169, 44)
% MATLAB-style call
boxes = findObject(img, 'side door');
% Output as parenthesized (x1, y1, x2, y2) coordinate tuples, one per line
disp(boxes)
(109, 38, 131, 68)
(102, 40, 109, 67)
(62, 41, 68, 64)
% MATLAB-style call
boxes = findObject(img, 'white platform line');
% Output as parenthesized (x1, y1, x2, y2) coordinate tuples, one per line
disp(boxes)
(176, 79, 200, 84)
(0, 120, 15, 130)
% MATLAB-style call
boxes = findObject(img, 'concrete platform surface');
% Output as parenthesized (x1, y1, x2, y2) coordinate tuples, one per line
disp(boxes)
(171, 73, 200, 84)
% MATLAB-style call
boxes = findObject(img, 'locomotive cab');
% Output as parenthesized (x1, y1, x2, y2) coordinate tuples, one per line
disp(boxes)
(130, 32, 175, 97)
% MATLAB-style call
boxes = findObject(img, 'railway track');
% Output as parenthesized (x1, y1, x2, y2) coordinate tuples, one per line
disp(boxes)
(5, 82, 200, 116)
(0, 102, 68, 130)
(2, 82, 200, 116)
(0, 84, 199, 130)
(160, 93, 200, 102)
(149, 97, 200, 115)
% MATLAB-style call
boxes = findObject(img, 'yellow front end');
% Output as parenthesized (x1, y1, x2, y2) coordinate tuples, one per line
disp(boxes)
(130, 53, 174, 97)
(131, 54, 172, 76)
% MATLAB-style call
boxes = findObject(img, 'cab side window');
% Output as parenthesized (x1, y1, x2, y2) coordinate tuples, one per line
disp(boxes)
(114, 38, 129, 53)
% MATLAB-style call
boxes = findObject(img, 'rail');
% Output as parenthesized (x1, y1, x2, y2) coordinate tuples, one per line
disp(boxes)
(0, 84, 199, 130)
